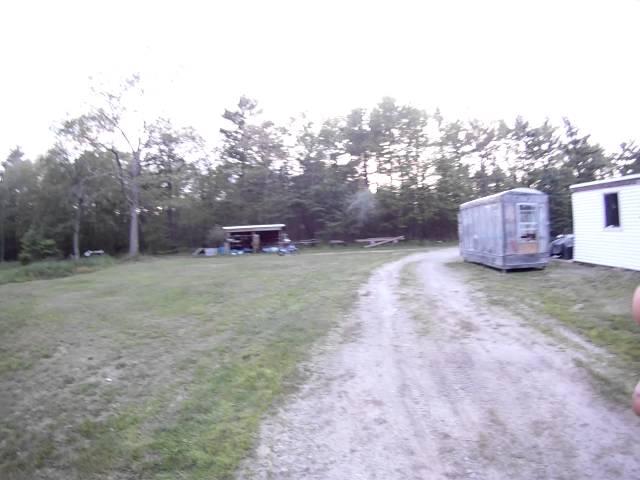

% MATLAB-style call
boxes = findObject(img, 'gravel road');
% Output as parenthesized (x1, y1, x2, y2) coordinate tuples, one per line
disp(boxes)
(239, 248, 640, 479)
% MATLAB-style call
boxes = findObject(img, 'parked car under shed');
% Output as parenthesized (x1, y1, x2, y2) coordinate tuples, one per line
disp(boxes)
(549, 234, 574, 259)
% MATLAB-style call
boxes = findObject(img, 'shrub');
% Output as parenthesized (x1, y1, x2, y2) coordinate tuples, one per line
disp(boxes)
(18, 252, 32, 265)
(0, 255, 116, 285)
(206, 225, 227, 247)
(19, 228, 61, 264)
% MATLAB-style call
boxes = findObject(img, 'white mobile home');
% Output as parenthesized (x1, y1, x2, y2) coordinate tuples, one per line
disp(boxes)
(570, 174, 640, 271)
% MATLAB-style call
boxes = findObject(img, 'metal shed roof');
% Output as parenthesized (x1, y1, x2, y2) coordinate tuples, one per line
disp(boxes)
(222, 224, 285, 232)
(569, 173, 640, 192)
(460, 188, 544, 209)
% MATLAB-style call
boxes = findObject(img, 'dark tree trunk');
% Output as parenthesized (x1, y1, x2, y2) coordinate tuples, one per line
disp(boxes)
(167, 206, 177, 246)
(129, 186, 140, 257)
(362, 153, 369, 187)
(0, 209, 4, 262)
(72, 203, 82, 260)
(128, 151, 141, 257)
(166, 177, 177, 246)
(111, 148, 141, 257)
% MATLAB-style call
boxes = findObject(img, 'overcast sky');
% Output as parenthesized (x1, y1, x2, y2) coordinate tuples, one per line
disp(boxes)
(1, 0, 638, 159)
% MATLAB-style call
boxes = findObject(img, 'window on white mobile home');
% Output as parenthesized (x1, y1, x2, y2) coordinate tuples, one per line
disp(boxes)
(604, 193, 620, 228)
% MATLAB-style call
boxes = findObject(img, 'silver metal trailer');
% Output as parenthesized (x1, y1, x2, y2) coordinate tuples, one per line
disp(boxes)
(458, 188, 550, 270)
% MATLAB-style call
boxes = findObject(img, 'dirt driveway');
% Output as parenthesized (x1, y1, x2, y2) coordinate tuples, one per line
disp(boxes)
(239, 248, 640, 479)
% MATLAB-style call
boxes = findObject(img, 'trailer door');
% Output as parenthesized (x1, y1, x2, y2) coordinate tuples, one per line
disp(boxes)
(516, 203, 540, 254)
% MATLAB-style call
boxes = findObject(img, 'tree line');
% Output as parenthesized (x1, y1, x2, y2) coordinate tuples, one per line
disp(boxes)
(1, 78, 639, 261)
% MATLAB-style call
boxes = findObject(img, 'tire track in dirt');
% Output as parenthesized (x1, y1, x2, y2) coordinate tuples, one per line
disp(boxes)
(238, 248, 640, 479)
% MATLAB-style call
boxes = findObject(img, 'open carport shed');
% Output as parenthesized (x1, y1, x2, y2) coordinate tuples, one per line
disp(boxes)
(222, 224, 286, 252)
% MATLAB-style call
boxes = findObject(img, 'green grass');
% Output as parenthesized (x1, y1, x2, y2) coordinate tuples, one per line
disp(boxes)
(0, 256, 116, 285)
(0, 249, 414, 480)
(295, 239, 455, 253)
(450, 259, 640, 403)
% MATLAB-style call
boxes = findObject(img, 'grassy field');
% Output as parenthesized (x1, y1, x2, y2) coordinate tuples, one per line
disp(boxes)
(295, 239, 451, 251)
(0, 256, 116, 285)
(450, 259, 640, 403)
(0, 250, 413, 480)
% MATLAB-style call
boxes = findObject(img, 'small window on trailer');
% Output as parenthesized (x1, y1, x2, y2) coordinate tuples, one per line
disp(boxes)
(517, 203, 537, 242)
(604, 192, 620, 228)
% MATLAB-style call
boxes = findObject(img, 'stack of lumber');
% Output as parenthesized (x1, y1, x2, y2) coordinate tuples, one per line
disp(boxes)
(295, 238, 320, 246)
(355, 236, 405, 248)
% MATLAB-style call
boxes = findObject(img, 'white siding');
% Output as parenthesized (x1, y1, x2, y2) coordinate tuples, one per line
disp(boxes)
(572, 184, 640, 270)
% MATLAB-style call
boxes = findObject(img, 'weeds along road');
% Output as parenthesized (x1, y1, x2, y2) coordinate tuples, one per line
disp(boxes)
(239, 248, 640, 480)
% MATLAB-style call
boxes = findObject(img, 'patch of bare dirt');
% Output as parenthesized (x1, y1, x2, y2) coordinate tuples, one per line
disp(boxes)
(239, 248, 640, 479)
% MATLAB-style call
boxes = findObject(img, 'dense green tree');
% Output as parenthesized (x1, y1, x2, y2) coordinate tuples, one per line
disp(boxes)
(60, 76, 153, 257)
(288, 120, 329, 238)
(561, 119, 609, 183)
(1, 148, 39, 260)
(2, 93, 634, 259)
(370, 97, 400, 183)
(217, 97, 292, 226)
(343, 109, 373, 187)
(0, 158, 6, 261)
(613, 141, 640, 175)
(38, 147, 116, 258)
(429, 121, 474, 238)
(142, 119, 203, 252)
